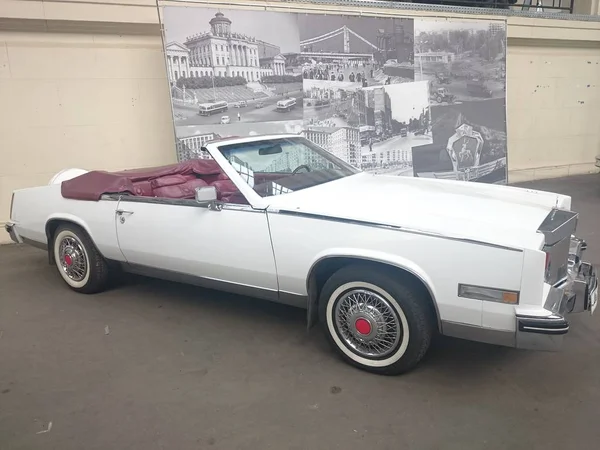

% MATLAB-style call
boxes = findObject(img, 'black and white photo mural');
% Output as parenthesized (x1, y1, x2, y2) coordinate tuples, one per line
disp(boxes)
(163, 7, 304, 161)
(162, 6, 507, 184)
(298, 14, 415, 86)
(412, 18, 508, 183)
(298, 14, 430, 175)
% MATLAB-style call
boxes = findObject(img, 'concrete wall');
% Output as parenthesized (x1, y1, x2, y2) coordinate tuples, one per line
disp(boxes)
(507, 37, 600, 182)
(1, 0, 600, 244)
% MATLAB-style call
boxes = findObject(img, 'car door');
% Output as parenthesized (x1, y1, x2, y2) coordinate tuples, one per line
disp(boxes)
(114, 196, 278, 300)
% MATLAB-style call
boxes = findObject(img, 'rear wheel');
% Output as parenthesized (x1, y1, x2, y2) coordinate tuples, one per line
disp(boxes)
(319, 265, 434, 375)
(52, 224, 110, 294)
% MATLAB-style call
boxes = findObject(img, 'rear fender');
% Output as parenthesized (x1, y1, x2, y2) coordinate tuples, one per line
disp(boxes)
(45, 213, 96, 265)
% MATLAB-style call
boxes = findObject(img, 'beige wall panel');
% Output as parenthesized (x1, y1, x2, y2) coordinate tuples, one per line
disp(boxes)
(0, 125, 65, 177)
(42, 1, 159, 24)
(0, 42, 10, 78)
(0, 30, 176, 243)
(0, 0, 45, 21)
(506, 40, 600, 181)
(94, 47, 167, 80)
(5, 37, 95, 80)
(137, 77, 179, 123)
(0, 79, 63, 128)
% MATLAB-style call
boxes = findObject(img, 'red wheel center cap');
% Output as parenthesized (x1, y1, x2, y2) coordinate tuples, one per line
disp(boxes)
(64, 254, 73, 266)
(355, 318, 372, 335)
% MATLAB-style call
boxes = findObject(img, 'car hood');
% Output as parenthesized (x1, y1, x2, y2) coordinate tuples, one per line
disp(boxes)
(265, 172, 571, 250)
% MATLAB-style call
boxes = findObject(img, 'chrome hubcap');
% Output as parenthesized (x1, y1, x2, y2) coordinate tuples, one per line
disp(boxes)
(59, 236, 87, 282)
(334, 288, 401, 359)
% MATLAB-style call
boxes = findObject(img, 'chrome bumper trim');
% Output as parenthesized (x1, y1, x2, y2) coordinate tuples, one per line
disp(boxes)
(517, 316, 570, 335)
(515, 252, 597, 352)
(569, 261, 597, 314)
(4, 222, 22, 244)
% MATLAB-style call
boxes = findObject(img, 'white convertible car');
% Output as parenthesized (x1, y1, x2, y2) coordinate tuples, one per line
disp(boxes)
(5, 135, 598, 375)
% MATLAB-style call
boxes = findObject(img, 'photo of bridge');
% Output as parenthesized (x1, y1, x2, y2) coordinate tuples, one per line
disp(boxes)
(297, 15, 414, 87)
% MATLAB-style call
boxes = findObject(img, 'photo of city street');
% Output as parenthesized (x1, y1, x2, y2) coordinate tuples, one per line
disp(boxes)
(163, 7, 303, 130)
(414, 19, 506, 106)
(303, 79, 362, 127)
(300, 80, 432, 174)
(411, 97, 507, 183)
(360, 81, 433, 175)
(298, 15, 414, 87)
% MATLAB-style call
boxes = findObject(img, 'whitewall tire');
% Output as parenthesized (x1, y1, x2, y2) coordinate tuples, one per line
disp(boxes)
(52, 224, 110, 294)
(319, 264, 434, 375)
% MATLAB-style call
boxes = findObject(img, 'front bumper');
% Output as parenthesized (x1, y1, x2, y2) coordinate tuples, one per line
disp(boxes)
(516, 241, 598, 351)
(4, 222, 22, 244)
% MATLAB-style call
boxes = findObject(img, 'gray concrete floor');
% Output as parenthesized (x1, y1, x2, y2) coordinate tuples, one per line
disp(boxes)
(1, 174, 599, 450)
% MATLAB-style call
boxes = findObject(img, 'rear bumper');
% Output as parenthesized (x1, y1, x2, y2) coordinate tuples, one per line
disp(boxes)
(516, 256, 597, 352)
(4, 222, 22, 244)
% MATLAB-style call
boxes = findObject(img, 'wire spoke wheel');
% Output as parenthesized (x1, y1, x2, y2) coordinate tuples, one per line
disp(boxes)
(58, 236, 88, 282)
(334, 288, 402, 359)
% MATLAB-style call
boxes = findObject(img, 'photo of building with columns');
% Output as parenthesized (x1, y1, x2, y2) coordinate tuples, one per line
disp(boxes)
(165, 11, 291, 84)
(163, 7, 303, 134)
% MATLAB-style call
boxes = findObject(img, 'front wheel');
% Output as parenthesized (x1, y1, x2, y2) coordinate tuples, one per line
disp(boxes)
(319, 265, 434, 375)
(52, 224, 110, 294)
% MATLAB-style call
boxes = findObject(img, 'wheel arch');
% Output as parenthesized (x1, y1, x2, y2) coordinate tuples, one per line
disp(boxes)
(45, 214, 96, 265)
(306, 251, 442, 332)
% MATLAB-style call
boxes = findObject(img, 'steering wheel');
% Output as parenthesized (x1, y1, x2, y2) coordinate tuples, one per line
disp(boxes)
(292, 164, 311, 174)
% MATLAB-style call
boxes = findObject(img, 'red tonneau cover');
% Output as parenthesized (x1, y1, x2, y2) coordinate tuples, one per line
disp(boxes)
(61, 160, 223, 201)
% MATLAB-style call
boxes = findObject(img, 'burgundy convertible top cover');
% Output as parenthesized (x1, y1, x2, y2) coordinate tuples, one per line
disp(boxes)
(61, 159, 223, 201)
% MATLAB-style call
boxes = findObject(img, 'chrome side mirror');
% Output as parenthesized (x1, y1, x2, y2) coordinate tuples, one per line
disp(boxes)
(195, 186, 221, 211)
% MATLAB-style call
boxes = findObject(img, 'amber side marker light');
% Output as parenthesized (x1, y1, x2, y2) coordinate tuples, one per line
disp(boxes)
(458, 284, 520, 305)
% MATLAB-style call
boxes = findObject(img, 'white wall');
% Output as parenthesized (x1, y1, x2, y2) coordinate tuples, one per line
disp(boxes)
(0, 24, 177, 243)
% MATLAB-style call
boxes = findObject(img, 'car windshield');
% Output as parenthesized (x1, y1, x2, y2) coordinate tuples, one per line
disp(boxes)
(216, 136, 360, 198)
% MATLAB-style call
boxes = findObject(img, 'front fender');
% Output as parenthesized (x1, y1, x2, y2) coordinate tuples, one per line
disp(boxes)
(305, 247, 440, 330)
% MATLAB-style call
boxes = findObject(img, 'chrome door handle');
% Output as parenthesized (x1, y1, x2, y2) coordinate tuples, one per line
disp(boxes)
(116, 209, 134, 223)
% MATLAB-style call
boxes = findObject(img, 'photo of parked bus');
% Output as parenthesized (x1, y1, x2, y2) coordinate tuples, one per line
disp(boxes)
(198, 101, 229, 116)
